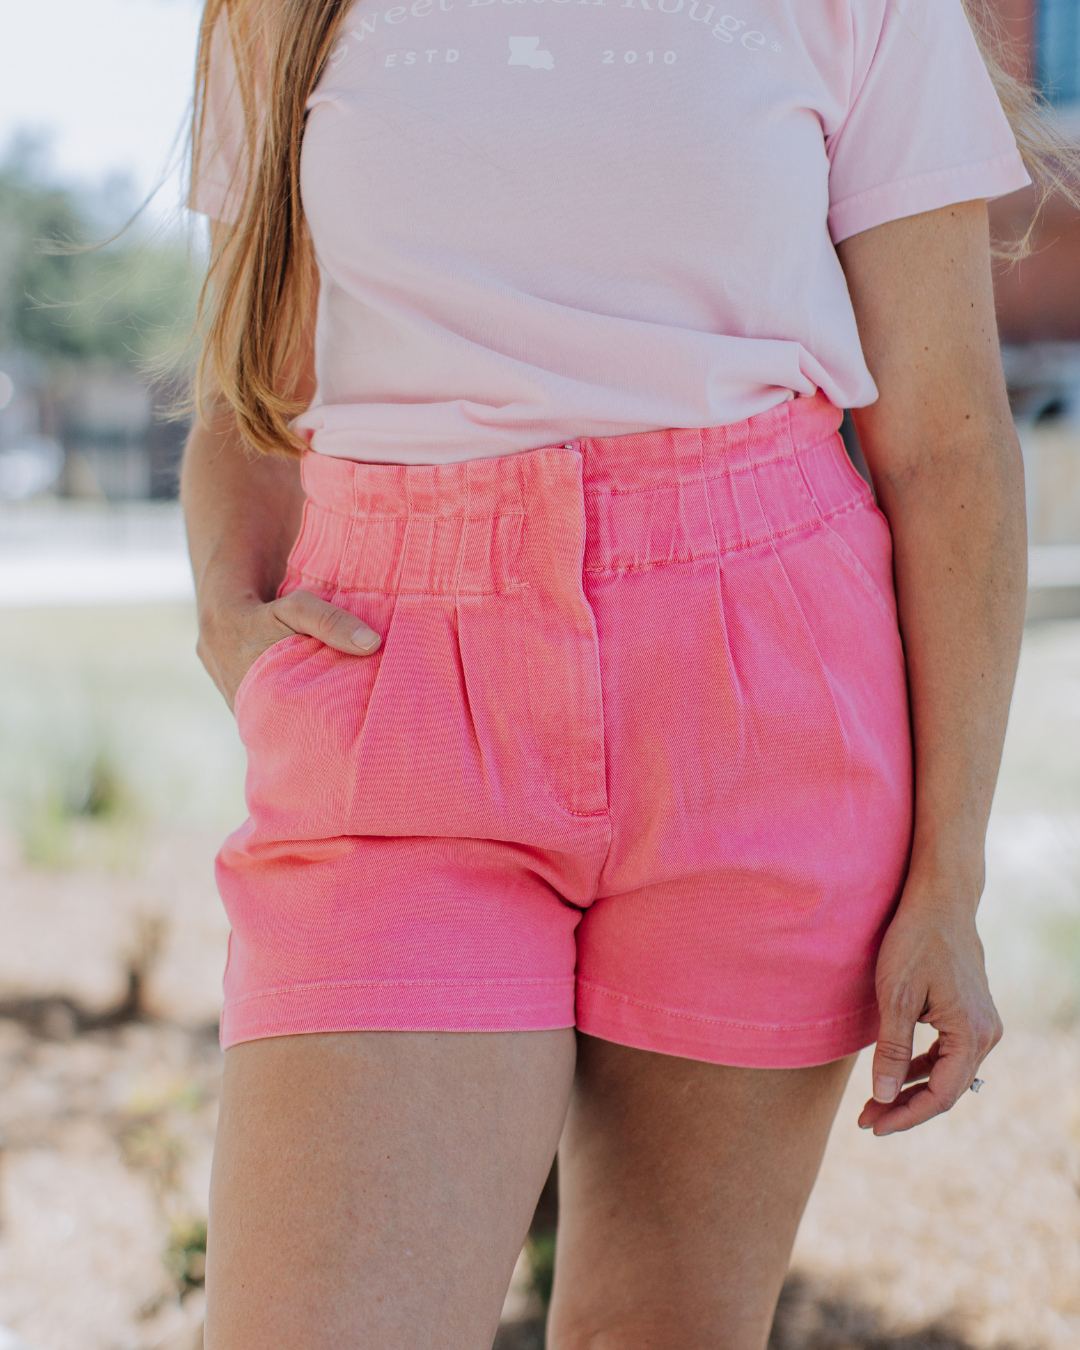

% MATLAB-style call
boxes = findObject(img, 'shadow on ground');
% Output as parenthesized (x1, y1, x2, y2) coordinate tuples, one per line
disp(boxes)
(495, 1273, 1025, 1350)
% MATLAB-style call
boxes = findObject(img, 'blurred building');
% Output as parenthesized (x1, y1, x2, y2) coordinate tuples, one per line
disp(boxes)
(988, 0, 1080, 346)
(977, 0, 1080, 616)
(0, 141, 195, 507)
(0, 354, 186, 504)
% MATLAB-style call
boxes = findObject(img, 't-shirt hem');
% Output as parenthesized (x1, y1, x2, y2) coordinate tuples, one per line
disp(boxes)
(829, 150, 1031, 245)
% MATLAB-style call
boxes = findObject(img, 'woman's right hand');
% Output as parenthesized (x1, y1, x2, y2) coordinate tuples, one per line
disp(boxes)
(197, 589, 383, 712)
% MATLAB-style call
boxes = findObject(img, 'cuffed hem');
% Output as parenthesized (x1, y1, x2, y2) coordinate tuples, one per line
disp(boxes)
(829, 150, 1031, 245)
(576, 980, 880, 1069)
(219, 976, 576, 1049)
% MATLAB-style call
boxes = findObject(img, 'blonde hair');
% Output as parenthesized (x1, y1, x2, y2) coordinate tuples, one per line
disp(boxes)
(192, 0, 352, 456)
(961, 0, 1080, 236)
(191, 0, 1080, 457)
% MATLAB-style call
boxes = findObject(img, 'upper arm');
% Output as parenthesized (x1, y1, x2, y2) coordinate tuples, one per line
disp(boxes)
(836, 201, 1015, 479)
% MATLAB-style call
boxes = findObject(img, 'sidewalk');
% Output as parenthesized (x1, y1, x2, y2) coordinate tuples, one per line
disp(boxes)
(0, 503, 194, 606)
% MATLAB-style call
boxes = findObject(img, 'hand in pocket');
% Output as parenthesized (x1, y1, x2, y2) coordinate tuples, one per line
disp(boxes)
(198, 588, 382, 711)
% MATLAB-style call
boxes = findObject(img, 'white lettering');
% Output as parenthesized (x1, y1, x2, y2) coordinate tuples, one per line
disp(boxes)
(439, 0, 454, 8)
(405, 50, 416, 62)
(385, 6, 407, 20)
(469, 0, 496, 6)
(741, 29, 765, 48)
(663, 48, 676, 61)
(657, 0, 683, 11)
(688, 1, 714, 21)
(602, 48, 614, 61)
(384, 52, 396, 64)
(446, 47, 460, 59)
(425, 48, 437, 59)
(624, 49, 637, 61)
(717, 13, 744, 28)
(350, 15, 379, 39)
(622, 0, 652, 9)
(411, 0, 433, 12)
(329, 40, 348, 67)
(711, 23, 733, 39)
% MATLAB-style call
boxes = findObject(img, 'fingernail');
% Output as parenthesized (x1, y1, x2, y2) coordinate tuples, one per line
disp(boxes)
(351, 628, 381, 653)
(873, 1075, 899, 1103)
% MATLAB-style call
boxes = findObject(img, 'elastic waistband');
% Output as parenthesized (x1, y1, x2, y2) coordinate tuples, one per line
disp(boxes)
(289, 394, 864, 596)
(299, 392, 846, 520)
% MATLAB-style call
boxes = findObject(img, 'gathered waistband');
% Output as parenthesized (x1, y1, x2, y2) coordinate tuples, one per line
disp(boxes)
(288, 392, 867, 597)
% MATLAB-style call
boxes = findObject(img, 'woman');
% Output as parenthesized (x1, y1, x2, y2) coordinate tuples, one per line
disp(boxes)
(182, 0, 1043, 1344)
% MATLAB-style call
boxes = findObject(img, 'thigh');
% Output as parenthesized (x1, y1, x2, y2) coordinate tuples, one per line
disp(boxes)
(548, 1035, 855, 1350)
(205, 1028, 575, 1350)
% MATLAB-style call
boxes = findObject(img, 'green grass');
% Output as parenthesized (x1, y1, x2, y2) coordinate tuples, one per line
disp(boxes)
(526, 1232, 556, 1312)
(164, 1215, 208, 1296)
(0, 603, 246, 866)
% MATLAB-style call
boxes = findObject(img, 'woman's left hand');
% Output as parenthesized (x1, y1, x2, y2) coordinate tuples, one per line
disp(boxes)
(858, 889, 1003, 1136)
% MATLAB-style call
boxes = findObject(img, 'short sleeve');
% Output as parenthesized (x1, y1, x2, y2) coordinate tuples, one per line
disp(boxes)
(188, 8, 250, 223)
(826, 0, 1031, 245)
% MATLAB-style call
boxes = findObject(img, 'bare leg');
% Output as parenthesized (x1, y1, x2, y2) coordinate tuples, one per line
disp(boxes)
(204, 1029, 575, 1350)
(548, 1035, 855, 1350)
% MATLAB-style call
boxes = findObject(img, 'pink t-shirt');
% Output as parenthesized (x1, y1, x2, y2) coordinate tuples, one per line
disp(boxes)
(192, 0, 1028, 464)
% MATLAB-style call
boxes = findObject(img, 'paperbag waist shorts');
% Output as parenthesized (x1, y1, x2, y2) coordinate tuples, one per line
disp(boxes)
(217, 392, 913, 1066)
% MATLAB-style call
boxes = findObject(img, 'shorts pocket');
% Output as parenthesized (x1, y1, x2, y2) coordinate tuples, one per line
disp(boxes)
(236, 592, 393, 840)
(232, 633, 310, 718)
(820, 501, 899, 631)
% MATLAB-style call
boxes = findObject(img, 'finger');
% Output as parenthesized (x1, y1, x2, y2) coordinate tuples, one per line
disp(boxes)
(903, 1042, 940, 1085)
(902, 1055, 933, 1085)
(858, 1080, 924, 1130)
(870, 991, 920, 1108)
(272, 589, 382, 655)
(869, 1029, 978, 1136)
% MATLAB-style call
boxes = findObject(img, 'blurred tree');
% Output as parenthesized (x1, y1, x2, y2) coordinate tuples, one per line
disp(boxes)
(0, 134, 200, 368)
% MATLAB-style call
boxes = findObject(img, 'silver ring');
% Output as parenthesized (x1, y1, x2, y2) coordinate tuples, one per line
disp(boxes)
(970, 1078, 985, 1093)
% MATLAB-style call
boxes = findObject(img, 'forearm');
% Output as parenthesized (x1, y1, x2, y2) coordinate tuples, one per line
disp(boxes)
(180, 406, 306, 625)
(180, 404, 380, 708)
(855, 414, 1027, 907)
(840, 201, 1028, 914)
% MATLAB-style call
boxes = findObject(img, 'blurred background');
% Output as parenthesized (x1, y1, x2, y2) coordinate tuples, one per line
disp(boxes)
(0, 2, 1078, 1349)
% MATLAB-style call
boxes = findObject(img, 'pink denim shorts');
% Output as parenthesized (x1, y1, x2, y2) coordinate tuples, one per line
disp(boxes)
(216, 392, 913, 1066)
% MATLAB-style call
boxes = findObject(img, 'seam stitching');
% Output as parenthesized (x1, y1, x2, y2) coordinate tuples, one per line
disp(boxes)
(578, 981, 878, 1033)
(581, 496, 867, 574)
(225, 976, 576, 1008)
(580, 436, 842, 498)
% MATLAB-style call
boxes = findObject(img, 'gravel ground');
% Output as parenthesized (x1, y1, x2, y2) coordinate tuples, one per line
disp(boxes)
(1, 605, 1077, 1350)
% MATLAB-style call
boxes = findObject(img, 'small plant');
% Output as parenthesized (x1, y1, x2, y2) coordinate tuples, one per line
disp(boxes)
(13, 742, 143, 869)
(118, 1119, 187, 1197)
(72, 750, 125, 818)
(1042, 912, 1080, 1022)
(165, 1216, 208, 1297)
(525, 1231, 556, 1313)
